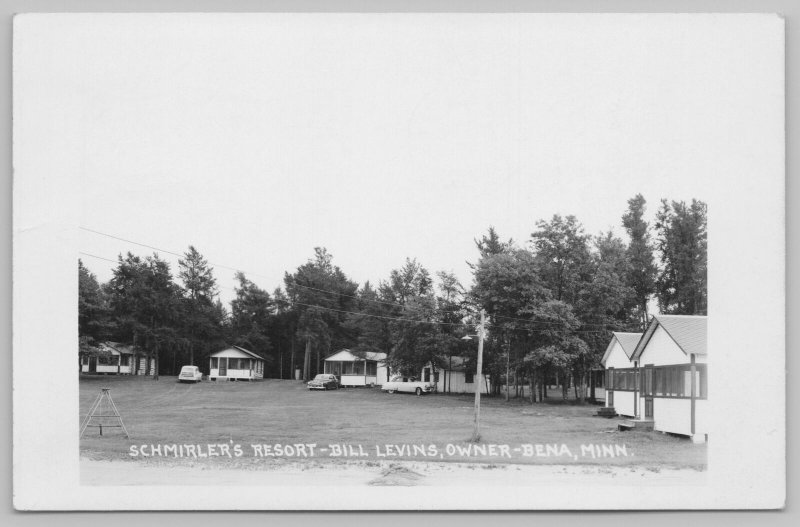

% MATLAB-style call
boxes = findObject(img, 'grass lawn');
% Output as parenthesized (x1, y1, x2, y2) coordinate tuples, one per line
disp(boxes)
(79, 375, 706, 470)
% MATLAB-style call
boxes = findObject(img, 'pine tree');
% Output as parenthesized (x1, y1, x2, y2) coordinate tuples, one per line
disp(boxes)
(622, 194, 658, 329)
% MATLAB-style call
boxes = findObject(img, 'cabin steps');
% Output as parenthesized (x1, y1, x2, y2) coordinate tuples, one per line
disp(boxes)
(617, 419, 654, 432)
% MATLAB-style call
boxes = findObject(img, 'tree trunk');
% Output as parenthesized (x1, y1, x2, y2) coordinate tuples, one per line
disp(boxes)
(505, 350, 510, 402)
(529, 370, 535, 403)
(303, 338, 311, 381)
(539, 372, 545, 401)
(290, 339, 296, 380)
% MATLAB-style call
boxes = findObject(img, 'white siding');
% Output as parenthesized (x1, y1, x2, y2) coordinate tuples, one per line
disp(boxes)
(340, 374, 378, 387)
(81, 361, 132, 374)
(613, 391, 637, 417)
(639, 325, 688, 365)
(435, 371, 490, 394)
(210, 368, 259, 381)
(376, 365, 388, 385)
(605, 341, 634, 369)
(653, 398, 692, 436)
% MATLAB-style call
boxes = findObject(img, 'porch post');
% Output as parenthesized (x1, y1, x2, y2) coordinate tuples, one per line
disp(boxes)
(634, 361, 639, 418)
(690, 354, 696, 435)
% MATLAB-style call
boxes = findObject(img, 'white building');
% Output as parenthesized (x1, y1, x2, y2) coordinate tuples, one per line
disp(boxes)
(631, 315, 708, 442)
(422, 357, 491, 394)
(80, 342, 153, 375)
(209, 346, 265, 381)
(323, 349, 388, 387)
(601, 332, 642, 417)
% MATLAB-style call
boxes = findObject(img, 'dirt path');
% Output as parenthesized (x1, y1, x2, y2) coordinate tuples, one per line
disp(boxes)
(81, 458, 706, 487)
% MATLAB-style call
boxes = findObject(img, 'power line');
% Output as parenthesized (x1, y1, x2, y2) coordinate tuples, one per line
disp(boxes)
(80, 225, 466, 313)
(79, 251, 118, 264)
(79, 250, 618, 335)
(80, 226, 624, 331)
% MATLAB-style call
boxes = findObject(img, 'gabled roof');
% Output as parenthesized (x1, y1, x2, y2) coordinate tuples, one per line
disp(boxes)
(101, 342, 135, 355)
(631, 315, 707, 361)
(324, 349, 387, 362)
(210, 346, 264, 361)
(600, 332, 642, 366)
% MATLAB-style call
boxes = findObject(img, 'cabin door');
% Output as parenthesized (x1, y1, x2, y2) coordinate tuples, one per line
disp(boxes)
(88, 356, 97, 373)
(219, 358, 227, 376)
(643, 365, 654, 419)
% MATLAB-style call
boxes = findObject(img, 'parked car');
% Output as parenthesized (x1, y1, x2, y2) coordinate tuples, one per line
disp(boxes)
(381, 375, 435, 395)
(307, 374, 340, 390)
(178, 365, 202, 383)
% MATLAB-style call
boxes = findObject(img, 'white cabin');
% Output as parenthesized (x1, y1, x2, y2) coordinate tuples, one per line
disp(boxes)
(324, 349, 388, 387)
(631, 315, 708, 442)
(422, 357, 491, 394)
(209, 346, 265, 381)
(601, 332, 642, 417)
(81, 342, 137, 375)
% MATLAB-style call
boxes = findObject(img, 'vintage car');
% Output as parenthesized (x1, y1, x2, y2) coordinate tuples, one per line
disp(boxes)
(178, 365, 202, 383)
(381, 375, 435, 395)
(307, 373, 340, 390)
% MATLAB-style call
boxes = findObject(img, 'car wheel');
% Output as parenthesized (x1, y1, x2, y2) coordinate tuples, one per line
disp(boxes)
(415, 387, 422, 396)
(388, 390, 395, 394)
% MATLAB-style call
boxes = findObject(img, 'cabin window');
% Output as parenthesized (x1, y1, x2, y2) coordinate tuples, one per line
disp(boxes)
(98, 355, 119, 366)
(465, 372, 474, 383)
(610, 368, 637, 391)
(643, 364, 707, 399)
(211, 357, 218, 369)
(366, 362, 377, 376)
(353, 361, 365, 375)
(423, 368, 430, 382)
(228, 358, 240, 370)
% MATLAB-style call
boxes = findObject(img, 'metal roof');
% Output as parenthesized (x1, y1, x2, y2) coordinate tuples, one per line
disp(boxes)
(615, 332, 644, 359)
(600, 332, 642, 366)
(210, 346, 264, 361)
(632, 315, 707, 360)
(324, 349, 387, 362)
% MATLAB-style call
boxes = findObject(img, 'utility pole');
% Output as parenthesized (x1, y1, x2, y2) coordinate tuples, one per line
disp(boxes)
(472, 309, 486, 442)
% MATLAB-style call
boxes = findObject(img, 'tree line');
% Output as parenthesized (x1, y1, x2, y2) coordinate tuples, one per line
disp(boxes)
(78, 195, 706, 401)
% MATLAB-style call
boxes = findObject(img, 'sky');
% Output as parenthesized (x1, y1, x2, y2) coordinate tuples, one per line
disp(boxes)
(63, 14, 766, 306)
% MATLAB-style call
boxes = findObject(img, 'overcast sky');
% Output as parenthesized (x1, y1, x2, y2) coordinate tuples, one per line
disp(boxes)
(60, 14, 771, 306)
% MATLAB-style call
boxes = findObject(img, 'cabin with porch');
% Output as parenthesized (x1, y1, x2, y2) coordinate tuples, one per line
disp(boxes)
(601, 332, 643, 417)
(422, 356, 491, 394)
(209, 346, 265, 381)
(630, 315, 708, 443)
(323, 349, 388, 387)
(80, 342, 152, 375)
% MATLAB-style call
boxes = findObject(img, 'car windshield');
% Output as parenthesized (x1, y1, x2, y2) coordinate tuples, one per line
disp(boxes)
(180, 367, 195, 373)
(313, 375, 330, 380)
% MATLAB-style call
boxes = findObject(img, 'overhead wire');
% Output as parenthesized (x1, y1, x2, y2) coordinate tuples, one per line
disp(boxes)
(79, 226, 627, 334)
